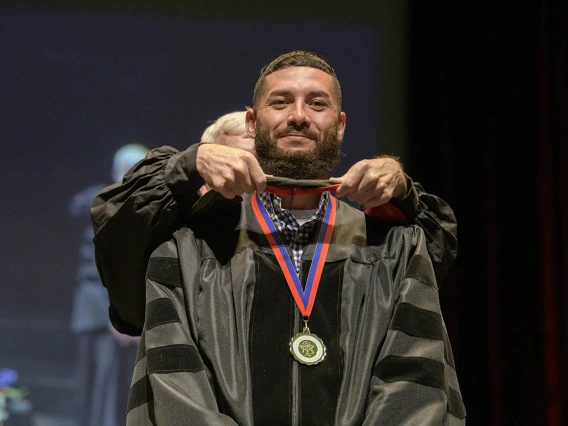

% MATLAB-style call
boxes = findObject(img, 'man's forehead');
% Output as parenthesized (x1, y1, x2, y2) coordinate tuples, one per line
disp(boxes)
(263, 66, 336, 95)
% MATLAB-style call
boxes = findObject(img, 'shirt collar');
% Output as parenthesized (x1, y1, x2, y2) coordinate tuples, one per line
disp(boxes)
(257, 191, 329, 228)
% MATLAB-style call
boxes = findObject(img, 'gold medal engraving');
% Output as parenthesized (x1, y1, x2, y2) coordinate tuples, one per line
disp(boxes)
(290, 332, 326, 365)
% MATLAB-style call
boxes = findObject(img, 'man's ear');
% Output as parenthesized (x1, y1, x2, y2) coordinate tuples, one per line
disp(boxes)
(245, 108, 256, 138)
(337, 112, 346, 141)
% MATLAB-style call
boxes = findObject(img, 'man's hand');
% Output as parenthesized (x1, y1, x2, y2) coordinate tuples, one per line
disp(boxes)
(329, 156, 408, 208)
(196, 144, 267, 199)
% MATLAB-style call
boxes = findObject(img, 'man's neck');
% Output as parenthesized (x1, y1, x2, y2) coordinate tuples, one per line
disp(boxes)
(280, 192, 321, 210)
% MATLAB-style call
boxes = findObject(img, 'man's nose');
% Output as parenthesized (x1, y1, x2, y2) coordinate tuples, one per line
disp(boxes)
(288, 101, 310, 128)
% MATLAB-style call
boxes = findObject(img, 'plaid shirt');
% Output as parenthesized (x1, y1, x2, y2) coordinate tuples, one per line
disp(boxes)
(257, 191, 330, 273)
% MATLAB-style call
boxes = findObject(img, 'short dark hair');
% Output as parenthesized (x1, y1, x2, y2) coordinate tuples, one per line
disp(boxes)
(252, 50, 342, 111)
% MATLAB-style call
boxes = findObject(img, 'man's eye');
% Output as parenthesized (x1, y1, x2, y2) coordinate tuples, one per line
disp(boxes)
(310, 100, 327, 108)
(271, 99, 287, 105)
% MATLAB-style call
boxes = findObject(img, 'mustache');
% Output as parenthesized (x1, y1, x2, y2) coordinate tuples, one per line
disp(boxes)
(254, 125, 342, 180)
(273, 126, 319, 140)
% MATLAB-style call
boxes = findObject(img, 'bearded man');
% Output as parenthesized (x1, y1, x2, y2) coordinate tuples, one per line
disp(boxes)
(115, 51, 465, 425)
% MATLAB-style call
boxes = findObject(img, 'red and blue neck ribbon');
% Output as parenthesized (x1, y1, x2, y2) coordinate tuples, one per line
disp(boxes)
(251, 192, 337, 318)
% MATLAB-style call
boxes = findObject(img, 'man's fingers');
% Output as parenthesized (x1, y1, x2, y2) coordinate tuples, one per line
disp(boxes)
(333, 158, 406, 205)
(359, 185, 396, 207)
(247, 158, 267, 193)
(236, 168, 255, 194)
(333, 163, 368, 197)
(337, 175, 370, 199)
(329, 176, 346, 197)
(197, 144, 267, 196)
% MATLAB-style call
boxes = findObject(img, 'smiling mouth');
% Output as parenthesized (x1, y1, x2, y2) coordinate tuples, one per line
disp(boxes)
(281, 133, 313, 140)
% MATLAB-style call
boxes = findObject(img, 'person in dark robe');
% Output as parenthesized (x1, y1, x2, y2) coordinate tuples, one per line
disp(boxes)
(95, 51, 465, 425)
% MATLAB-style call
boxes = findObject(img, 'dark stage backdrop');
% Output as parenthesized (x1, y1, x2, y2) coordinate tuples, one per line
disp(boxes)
(0, 4, 407, 423)
(409, 1, 568, 426)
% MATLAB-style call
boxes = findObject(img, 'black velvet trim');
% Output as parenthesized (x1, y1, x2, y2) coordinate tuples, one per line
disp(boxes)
(373, 355, 445, 390)
(250, 252, 293, 426)
(448, 386, 467, 419)
(145, 298, 181, 330)
(146, 257, 182, 288)
(249, 253, 344, 426)
(405, 255, 438, 288)
(147, 344, 204, 374)
(390, 302, 444, 340)
(127, 374, 151, 413)
(299, 260, 343, 426)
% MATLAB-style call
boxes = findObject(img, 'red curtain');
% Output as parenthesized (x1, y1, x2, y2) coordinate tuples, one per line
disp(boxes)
(409, 1, 567, 424)
(538, 1, 568, 424)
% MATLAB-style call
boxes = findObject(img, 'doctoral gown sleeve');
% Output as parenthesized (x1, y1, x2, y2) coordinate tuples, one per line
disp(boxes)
(91, 143, 204, 335)
(363, 226, 466, 425)
(126, 239, 239, 426)
(390, 178, 458, 285)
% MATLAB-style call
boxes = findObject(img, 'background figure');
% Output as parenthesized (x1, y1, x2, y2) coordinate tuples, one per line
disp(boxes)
(69, 143, 148, 426)
(200, 110, 254, 153)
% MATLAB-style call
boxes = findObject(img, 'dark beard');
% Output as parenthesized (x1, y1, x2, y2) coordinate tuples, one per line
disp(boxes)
(254, 124, 342, 180)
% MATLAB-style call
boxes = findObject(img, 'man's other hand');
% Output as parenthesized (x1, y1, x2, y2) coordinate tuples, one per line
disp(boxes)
(329, 156, 408, 208)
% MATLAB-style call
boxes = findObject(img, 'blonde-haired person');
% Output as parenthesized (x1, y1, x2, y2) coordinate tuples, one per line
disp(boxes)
(198, 110, 254, 196)
(200, 110, 254, 153)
